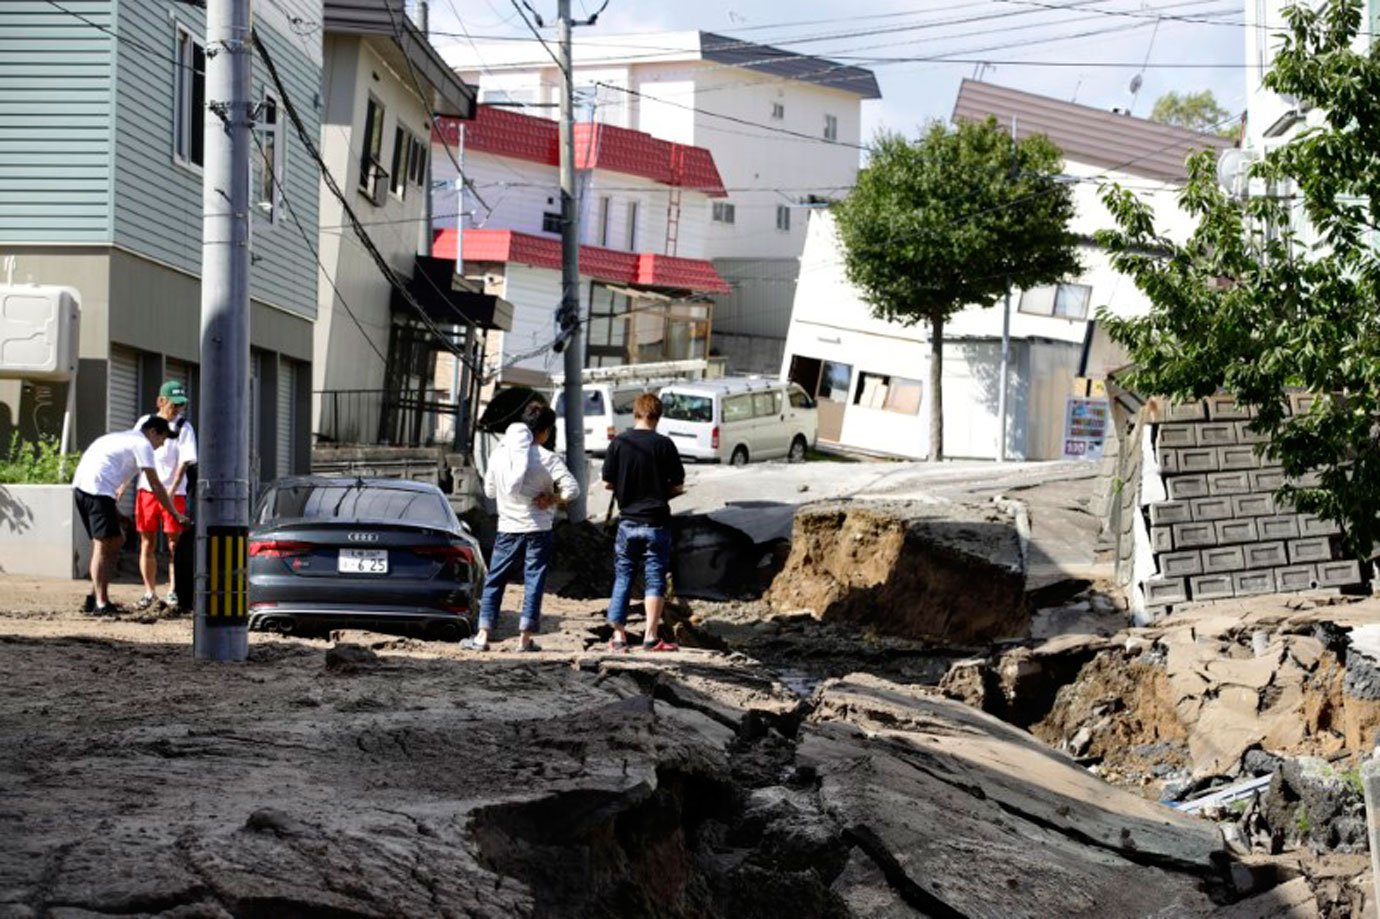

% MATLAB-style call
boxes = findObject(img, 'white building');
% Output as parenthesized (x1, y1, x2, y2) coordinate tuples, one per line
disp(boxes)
(432, 104, 730, 387)
(782, 80, 1233, 462)
(440, 31, 880, 372)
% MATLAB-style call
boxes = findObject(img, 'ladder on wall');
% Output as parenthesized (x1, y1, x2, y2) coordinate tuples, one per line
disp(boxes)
(664, 146, 685, 256)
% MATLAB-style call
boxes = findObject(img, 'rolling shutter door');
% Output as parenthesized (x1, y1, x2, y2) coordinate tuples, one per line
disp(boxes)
(107, 346, 140, 514)
(276, 358, 296, 477)
(165, 359, 192, 403)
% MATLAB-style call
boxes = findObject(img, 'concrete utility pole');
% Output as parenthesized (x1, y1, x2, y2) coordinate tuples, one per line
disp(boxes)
(557, 0, 589, 521)
(194, 0, 252, 661)
(996, 115, 1017, 463)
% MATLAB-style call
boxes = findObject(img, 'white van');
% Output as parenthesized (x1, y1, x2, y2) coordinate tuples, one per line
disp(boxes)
(553, 382, 660, 455)
(657, 378, 817, 465)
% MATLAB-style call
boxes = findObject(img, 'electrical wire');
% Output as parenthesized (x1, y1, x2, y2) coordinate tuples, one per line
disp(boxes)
(507, 0, 565, 73)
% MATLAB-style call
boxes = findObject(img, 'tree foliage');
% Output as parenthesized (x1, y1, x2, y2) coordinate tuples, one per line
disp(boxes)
(1098, 0, 1380, 553)
(833, 119, 1080, 459)
(1149, 90, 1236, 137)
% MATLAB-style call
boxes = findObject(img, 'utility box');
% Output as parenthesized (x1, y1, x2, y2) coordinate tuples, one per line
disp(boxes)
(0, 285, 80, 381)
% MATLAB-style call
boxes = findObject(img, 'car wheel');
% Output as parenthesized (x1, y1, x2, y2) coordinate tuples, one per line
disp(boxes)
(788, 436, 808, 463)
(730, 446, 749, 466)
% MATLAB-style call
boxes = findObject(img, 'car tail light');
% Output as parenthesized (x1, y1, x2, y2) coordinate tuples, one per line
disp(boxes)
(440, 602, 470, 614)
(249, 540, 312, 558)
(711, 426, 720, 449)
(412, 544, 476, 566)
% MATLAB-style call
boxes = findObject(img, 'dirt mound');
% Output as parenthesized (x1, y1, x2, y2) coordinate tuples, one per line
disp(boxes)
(764, 500, 1026, 646)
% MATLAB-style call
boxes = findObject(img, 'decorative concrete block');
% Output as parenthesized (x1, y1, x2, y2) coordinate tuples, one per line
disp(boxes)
(1235, 421, 1267, 445)
(1257, 515, 1301, 540)
(1289, 392, 1317, 416)
(1290, 471, 1324, 488)
(1208, 471, 1252, 496)
(1156, 448, 1179, 475)
(1158, 424, 1198, 448)
(1190, 574, 1235, 601)
(1149, 501, 1193, 526)
(1218, 445, 1262, 470)
(1231, 494, 1275, 518)
(1173, 522, 1217, 549)
(1317, 559, 1362, 588)
(1215, 518, 1260, 544)
(1288, 537, 1332, 564)
(1167, 400, 1208, 421)
(1190, 496, 1234, 522)
(1178, 447, 1221, 473)
(1243, 541, 1288, 568)
(1158, 550, 1204, 578)
(1299, 514, 1342, 536)
(1151, 526, 1174, 552)
(1202, 545, 1246, 573)
(1207, 394, 1252, 420)
(1232, 569, 1277, 597)
(1275, 565, 1317, 592)
(1250, 468, 1287, 492)
(1197, 423, 1238, 446)
(1167, 475, 1210, 500)
(1144, 577, 1188, 607)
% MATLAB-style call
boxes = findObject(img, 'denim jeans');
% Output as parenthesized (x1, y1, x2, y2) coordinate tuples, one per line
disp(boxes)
(607, 520, 672, 626)
(479, 530, 554, 633)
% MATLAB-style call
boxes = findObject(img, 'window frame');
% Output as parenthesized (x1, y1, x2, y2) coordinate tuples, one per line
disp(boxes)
(390, 124, 412, 200)
(775, 204, 792, 232)
(853, 371, 922, 415)
(358, 95, 387, 201)
(597, 195, 611, 246)
(824, 113, 839, 142)
(712, 201, 736, 224)
(253, 91, 285, 225)
(771, 101, 785, 120)
(625, 200, 639, 250)
(1018, 282, 1093, 320)
(542, 211, 562, 234)
(172, 24, 206, 172)
(722, 393, 754, 424)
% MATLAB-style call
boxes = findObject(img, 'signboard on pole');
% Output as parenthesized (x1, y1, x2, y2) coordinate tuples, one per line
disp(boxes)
(1062, 396, 1108, 460)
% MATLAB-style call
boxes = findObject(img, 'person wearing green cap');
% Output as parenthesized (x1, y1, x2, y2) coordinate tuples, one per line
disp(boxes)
(117, 380, 198, 610)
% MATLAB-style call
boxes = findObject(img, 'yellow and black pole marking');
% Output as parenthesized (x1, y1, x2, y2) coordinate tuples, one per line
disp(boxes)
(205, 525, 249, 622)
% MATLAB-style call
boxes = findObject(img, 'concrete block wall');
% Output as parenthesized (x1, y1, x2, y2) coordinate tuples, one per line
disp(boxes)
(1139, 394, 1367, 612)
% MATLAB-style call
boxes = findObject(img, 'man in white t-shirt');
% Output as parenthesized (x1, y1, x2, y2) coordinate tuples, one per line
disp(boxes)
(72, 415, 189, 615)
(119, 380, 198, 610)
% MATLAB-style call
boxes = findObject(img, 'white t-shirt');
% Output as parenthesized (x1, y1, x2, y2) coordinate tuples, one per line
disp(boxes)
(72, 430, 158, 498)
(133, 414, 197, 496)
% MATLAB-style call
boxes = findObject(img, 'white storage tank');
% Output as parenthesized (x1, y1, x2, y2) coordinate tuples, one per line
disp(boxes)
(0, 285, 80, 381)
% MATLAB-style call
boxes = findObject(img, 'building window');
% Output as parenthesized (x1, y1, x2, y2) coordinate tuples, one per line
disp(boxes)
(775, 205, 791, 232)
(626, 201, 638, 250)
(771, 102, 785, 120)
(254, 93, 284, 223)
(409, 136, 427, 187)
(390, 126, 413, 200)
(1019, 282, 1093, 320)
(597, 196, 611, 245)
(853, 372, 922, 415)
(359, 96, 387, 201)
(174, 27, 206, 168)
(712, 201, 736, 224)
(542, 211, 562, 234)
(818, 361, 852, 402)
(824, 114, 838, 142)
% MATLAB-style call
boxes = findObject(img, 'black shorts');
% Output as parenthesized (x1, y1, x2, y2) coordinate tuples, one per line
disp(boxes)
(74, 489, 122, 541)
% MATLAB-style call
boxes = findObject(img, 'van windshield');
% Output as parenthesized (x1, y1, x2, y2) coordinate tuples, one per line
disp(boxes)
(555, 390, 606, 416)
(662, 392, 713, 423)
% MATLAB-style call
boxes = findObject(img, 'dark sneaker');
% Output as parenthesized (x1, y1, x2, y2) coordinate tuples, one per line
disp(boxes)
(133, 594, 157, 611)
(82, 593, 95, 613)
(92, 602, 125, 617)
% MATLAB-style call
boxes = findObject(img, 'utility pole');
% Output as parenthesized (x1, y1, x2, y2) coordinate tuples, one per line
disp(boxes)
(419, 0, 433, 258)
(194, 0, 252, 661)
(556, 0, 588, 521)
(996, 115, 1016, 464)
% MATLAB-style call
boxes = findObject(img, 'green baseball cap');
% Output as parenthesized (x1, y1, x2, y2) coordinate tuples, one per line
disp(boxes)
(159, 380, 189, 405)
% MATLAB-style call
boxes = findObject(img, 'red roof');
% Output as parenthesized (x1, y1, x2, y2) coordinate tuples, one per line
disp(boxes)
(435, 105, 727, 197)
(434, 228, 731, 295)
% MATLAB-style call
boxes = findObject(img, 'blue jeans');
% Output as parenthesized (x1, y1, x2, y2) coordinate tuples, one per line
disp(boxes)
(607, 520, 672, 626)
(478, 530, 553, 633)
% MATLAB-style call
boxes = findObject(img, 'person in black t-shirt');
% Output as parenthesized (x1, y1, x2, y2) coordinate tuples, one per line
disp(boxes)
(601, 392, 685, 652)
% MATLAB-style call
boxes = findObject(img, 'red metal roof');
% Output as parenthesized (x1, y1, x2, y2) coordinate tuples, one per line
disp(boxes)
(434, 105, 727, 197)
(433, 228, 731, 294)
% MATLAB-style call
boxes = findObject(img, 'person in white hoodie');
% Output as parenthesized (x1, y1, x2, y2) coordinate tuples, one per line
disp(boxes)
(462, 401, 579, 652)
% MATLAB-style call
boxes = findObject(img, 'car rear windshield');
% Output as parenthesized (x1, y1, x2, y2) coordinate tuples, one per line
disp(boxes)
(555, 390, 606, 416)
(661, 392, 713, 423)
(258, 483, 452, 528)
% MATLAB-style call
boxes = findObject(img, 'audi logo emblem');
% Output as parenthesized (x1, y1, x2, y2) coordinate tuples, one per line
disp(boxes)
(347, 532, 380, 542)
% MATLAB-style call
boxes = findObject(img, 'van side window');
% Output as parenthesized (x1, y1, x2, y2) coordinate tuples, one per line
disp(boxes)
(723, 394, 753, 423)
(788, 385, 814, 409)
(752, 392, 779, 418)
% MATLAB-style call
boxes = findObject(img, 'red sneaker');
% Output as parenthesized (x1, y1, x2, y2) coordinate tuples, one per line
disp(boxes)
(640, 640, 679, 653)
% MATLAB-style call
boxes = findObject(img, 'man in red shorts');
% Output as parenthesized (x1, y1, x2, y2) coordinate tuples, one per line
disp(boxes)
(118, 380, 197, 610)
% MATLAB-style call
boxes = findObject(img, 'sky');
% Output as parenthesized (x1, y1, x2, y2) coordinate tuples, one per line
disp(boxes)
(423, 0, 1250, 145)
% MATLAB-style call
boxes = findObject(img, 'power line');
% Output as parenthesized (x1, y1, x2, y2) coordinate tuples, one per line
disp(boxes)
(507, 0, 565, 72)
(42, 0, 201, 71)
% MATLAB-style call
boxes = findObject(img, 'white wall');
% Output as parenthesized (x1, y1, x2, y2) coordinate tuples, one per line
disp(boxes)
(494, 264, 592, 381)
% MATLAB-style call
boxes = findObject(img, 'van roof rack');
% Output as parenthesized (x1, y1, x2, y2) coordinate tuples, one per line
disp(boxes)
(553, 359, 717, 386)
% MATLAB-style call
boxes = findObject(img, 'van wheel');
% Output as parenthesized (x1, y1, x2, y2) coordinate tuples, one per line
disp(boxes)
(788, 436, 808, 463)
(730, 446, 749, 466)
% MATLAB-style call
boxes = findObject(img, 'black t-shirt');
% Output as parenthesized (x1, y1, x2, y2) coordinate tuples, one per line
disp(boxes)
(601, 428, 685, 526)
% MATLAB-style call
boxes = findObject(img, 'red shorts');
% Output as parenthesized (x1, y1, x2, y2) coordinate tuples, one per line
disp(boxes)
(135, 491, 187, 535)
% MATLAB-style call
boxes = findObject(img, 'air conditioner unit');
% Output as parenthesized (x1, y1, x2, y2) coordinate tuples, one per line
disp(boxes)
(0, 285, 80, 381)
(371, 167, 390, 207)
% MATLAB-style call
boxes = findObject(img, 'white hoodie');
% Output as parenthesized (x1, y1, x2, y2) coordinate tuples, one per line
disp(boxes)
(484, 422, 581, 533)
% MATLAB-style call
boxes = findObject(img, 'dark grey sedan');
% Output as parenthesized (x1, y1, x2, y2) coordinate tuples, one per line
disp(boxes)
(248, 477, 482, 640)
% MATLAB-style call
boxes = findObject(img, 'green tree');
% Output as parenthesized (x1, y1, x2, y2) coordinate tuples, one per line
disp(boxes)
(1149, 90, 1237, 137)
(833, 119, 1081, 460)
(1097, 0, 1380, 553)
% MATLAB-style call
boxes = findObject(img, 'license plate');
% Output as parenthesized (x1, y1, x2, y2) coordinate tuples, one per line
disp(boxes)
(338, 548, 388, 574)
